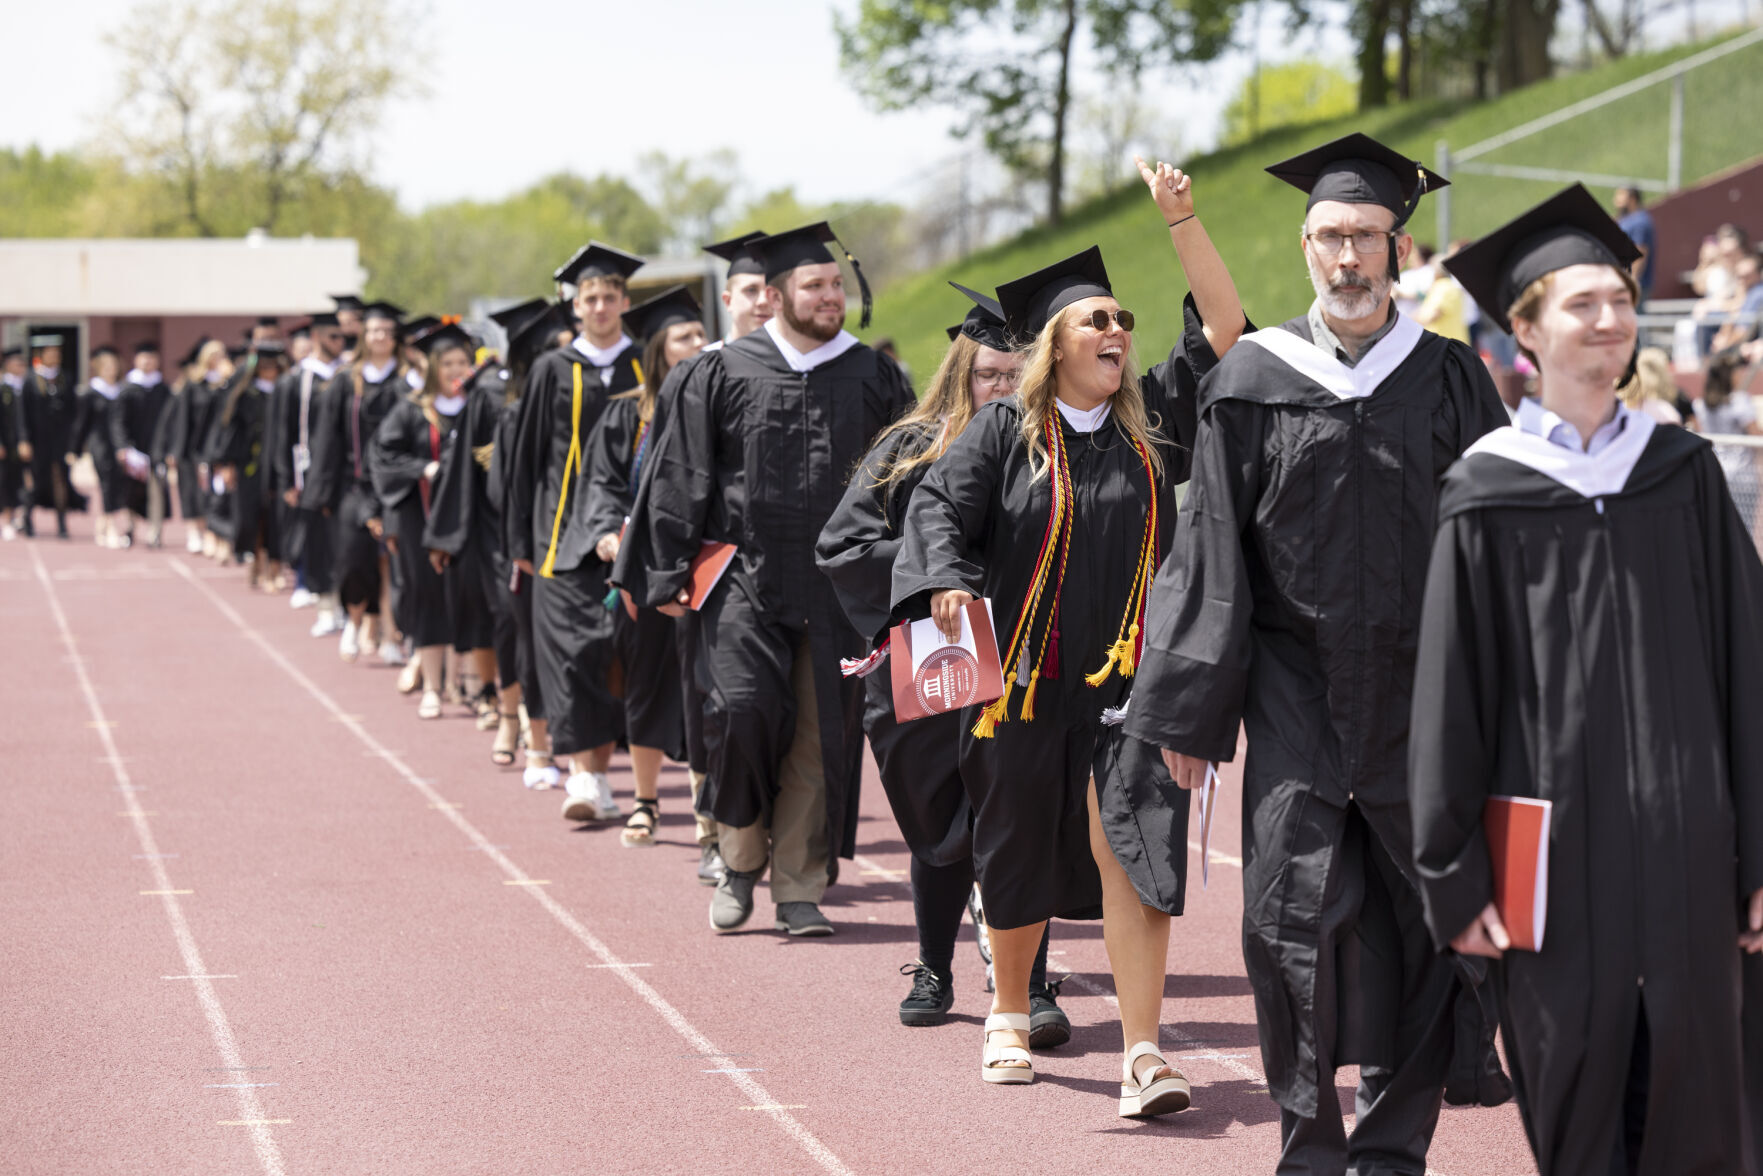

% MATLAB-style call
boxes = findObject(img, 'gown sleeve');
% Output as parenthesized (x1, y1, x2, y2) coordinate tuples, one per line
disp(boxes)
(577, 397, 637, 555)
(69, 391, 96, 457)
(1121, 395, 1264, 763)
(815, 425, 929, 645)
(423, 387, 491, 556)
(1701, 450, 1763, 897)
(1407, 506, 1504, 950)
(612, 356, 721, 607)
(503, 361, 554, 565)
(1442, 339, 1511, 454)
(299, 372, 348, 511)
(370, 402, 430, 532)
(889, 403, 1014, 619)
(1139, 293, 1246, 485)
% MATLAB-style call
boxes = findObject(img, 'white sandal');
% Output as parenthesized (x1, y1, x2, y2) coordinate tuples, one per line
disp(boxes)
(981, 1012, 1034, 1085)
(417, 690, 443, 720)
(1119, 1040, 1190, 1118)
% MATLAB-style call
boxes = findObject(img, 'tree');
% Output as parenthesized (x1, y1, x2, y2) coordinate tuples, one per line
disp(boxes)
(836, 0, 1244, 227)
(1221, 60, 1356, 145)
(101, 0, 426, 236)
(637, 150, 741, 254)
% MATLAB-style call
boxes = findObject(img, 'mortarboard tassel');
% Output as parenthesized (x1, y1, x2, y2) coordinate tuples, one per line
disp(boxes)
(832, 232, 873, 330)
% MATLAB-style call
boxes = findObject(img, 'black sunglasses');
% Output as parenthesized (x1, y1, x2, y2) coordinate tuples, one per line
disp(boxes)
(1079, 308, 1135, 332)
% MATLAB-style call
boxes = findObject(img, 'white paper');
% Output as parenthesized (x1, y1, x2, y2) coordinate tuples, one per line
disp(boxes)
(1198, 764, 1220, 890)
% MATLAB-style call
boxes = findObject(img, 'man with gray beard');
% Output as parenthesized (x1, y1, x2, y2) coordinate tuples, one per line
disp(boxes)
(1125, 134, 1508, 1174)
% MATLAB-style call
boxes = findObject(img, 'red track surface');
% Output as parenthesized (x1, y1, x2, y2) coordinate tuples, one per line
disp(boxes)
(1, 516, 1538, 1175)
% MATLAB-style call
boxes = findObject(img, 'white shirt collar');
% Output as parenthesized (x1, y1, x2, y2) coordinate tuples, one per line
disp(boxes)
(1, 373, 22, 390)
(573, 334, 633, 367)
(433, 393, 466, 417)
(1514, 396, 1629, 457)
(406, 368, 425, 389)
(1465, 402, 1656, 500)
(1240, 312, 1426, 401)
(254, 377, 275, 392)
(35, 365, 59, 380)
(764, 318, 861, 373)
(1055, 398, 1113, 433)
(127, 369, 163, 387)
(89, 378, 122, 399)
(205, 370, 228, 385)
(303, 355, 339, 379)
(362, 359, 396, 383)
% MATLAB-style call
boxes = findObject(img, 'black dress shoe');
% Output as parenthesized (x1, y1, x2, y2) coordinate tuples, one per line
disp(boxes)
(773, 901, 834, 937)
(898, 962, 954, 1026)
(1028, 977, 1071, 1049)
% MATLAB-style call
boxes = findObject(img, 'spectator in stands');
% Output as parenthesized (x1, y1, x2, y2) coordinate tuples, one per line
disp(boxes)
(1415, 241, 1471, 344)
(1613, 186, 1656, 300)
(1711, 252, 1763, 355)
(1395, 241, 1436, 317)
(1695, 349, 1760, 529)
(1622, 346, 1683, 426)
(1693, 223, 1751, 301)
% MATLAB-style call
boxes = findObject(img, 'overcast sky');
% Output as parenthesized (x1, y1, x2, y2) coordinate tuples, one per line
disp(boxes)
(3, 0, 1746, 216)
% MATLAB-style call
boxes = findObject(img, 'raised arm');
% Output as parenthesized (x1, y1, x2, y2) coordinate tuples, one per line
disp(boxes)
(1136, 157, 1245, 358)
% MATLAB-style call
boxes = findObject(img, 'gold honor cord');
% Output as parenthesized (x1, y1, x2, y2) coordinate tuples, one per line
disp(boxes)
(538, 363, 584, 579)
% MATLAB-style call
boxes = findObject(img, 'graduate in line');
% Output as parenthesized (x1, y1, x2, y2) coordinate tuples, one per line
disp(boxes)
(208, 343, 288, 579)
(616, 222, 915, 937)
(71, 344, 140, 548)
(0, 346, 25, 539)
(1125, 135, 1509, 1170)
(579, 286, 704, 847)
(1411, 184, 1763, 1176)
(818, 283, 1073, 1035)
(371, 323, 474, 720)
(272, 312, 346, 632)
(162, 339, 231, 556)
(112, 342, 171, 548)
(507, 243, 647, 822)
(18, 337, 78, 539)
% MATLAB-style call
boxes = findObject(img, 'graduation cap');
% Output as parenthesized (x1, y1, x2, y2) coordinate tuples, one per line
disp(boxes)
(180, 336, 213, 367)
(995, 246, 1112, 340)
(490, 297, 548, 334)
(227, 344, 250, 362)
(307, 311, 342, 328)
(133, 340, 160, 355)
(253, 340, 288, 359)
(288, 323, 311, 340)
(414, 322, 475, 355)
(256, 315, 280, 327)
(946, 281, 1011, 351)
(1266, 133, 1447, 227)
(362, 301, 407, 323)
(553, 241, 646, 287)
(502, 301, 573, 367)
(621, 285, 702, 342)
(751, 221, 873, 330)
(330, 294, 366, 312)
(1442, 183, 1642, 336)
(91, 344, 119, 360)
(29, 334, 61, 348)
(704, 231, 768, 278)
(1, 345, 21, 361)
(402, 314, 441, 339)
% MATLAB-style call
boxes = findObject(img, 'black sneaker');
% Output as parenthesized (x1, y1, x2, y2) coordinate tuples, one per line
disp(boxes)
(1028, 977, 1071, 1049)
(774, 901, 834, 937)
(697, 843, 725, 887)
(898, 963, 954, 1027)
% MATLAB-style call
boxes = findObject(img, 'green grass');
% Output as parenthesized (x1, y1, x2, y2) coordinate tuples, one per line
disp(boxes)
(868, 30, 1763, 382)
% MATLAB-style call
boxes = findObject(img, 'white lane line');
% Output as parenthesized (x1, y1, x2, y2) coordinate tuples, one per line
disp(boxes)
(171, 559, 855, 1176)
(32, 548, 286, 1176)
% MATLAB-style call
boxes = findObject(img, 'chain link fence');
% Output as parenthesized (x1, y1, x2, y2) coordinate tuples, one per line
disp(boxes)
(1707, 433, 1763, 551)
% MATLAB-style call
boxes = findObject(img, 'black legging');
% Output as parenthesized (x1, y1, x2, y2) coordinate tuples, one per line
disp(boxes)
(910, 855, 1051, 984)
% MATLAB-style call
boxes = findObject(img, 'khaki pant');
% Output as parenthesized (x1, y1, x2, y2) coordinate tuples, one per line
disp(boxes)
(717, 636, 828, 904)
(689, 770, 717, 847)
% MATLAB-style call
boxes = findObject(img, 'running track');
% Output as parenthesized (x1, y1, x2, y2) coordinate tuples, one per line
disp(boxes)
(1, 517, 1536, 1174)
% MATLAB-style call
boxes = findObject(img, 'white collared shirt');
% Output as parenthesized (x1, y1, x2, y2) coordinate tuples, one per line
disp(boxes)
(763, 318, 860, 373)
(2, 373, 23, 391)
(126, 369, 163, 388)
(1055, 398, 1113, 433)
(573, 334, 634, 368)
(434, 393, 466, 417)
(1515, 397, 1629, 457)
(303, 355, 340, 380)
(89, 378, 122, 400)
(255, 378, 275, 393)
(362, 359, 397, 384)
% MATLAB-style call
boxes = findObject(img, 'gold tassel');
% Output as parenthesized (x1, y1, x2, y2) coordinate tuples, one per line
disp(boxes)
(972, 674, 1014, 739)
(1085, 653, 1118, 687)
(1019, 670, 1040, 722)
(1117, 624, 1141, 678)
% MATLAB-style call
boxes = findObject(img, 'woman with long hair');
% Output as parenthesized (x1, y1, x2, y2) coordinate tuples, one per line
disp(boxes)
(819, 283, 1072, 1033)
(580, 287, 704, 847)
(70, 345, 135, 548)
(162, 338, 232, 556)
(889, 163, 1244, 1109)
(208, 344, 287, 581)
(371, 324, 469, 720)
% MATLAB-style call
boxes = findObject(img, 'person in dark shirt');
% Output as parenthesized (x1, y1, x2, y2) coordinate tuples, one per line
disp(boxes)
(1614, 186, 1657, 301)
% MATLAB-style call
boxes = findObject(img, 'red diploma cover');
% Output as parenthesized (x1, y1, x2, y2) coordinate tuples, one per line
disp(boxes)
(683, 541, 738, 611)
(889, 599, 1005, 723)
(1483, 795, 1553, 951)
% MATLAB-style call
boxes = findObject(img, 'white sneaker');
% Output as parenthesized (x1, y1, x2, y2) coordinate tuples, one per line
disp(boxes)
(338, 622, 360, 661)
(289, 588, 316, 609)
(561, 771, 620, 821)
(185, 531, 203, 554)
(309, 610, 342, 637)
(1, 524, 14, 541)
(378, 640, 406, 666)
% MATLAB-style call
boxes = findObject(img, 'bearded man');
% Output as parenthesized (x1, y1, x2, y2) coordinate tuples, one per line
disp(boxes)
(614, 222, 913, 938)
(1125, 135, 1509, 1175)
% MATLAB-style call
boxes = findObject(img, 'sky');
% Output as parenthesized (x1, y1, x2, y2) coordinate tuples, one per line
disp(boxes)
(3, 0, 1749, 217)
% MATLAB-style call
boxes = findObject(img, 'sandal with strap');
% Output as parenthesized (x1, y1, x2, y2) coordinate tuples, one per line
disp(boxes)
(621, 799, 660, 848)
(474, 688, 500, 731)
(1119, 1040, 1190, 1118)
(981, 1012, 1034, 1085)
(490, 710, 521, 767)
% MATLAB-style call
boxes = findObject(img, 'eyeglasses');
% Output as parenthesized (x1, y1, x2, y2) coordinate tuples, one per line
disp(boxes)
(1306, 230, 1398, 256)
(1078, 308, 1135, 332)
(972, 367, 1019, 387)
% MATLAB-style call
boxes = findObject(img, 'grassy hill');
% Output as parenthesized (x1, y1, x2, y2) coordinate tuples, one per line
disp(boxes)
(867, 30, 1763, 382)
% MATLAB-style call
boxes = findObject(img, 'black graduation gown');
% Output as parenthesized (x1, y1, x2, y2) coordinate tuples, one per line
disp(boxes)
(306, 365, 403, 608)
(816, 420, 972, 868)
(111, 375, 169, 518)
(488, 390, 538, 709)
(615, 330, 915, 863)
(506, 342, 638, 755)
(206, 380, 271, 553)
(578, 393, 685, 759)
(1123, 312, 1509, 1117)
(371, 398, 451, 648)
(890, 319, 1212, 929)
(19, 369, 81, 512)
(270, 361, 336, 588)
(71, 383, 138, 514)
(0, 378, 22, 511)
(423, 368, 503, 654)
(158, 377, 213, 522)
(1410, 421, 1763, 1176)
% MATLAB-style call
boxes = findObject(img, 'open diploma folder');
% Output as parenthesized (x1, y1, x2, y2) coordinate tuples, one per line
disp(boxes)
(889, 599, 1005, 723)
(1484, 795, 1552, 952)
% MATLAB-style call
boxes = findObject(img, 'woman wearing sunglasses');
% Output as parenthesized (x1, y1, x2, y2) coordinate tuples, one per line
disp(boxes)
(890, 162, 1245, 1111)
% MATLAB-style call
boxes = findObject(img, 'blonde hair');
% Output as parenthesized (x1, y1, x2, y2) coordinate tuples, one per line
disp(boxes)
(195, 339, 230, 375)
(1017, 307, 1164, 480)
(1622, 346, 1674, 410)
(868, 333, 982, 493)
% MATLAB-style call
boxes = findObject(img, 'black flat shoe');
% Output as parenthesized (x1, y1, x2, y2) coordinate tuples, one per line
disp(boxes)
(898, 962, 954, 1027)
(1028, 977, 1071, 1049)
